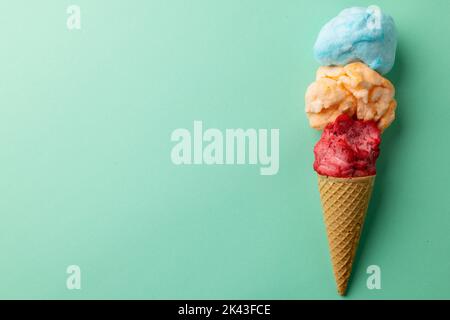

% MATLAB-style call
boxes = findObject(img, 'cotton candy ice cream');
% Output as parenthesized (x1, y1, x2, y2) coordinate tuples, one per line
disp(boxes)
(314, 114, 381, 178)
(305, 62, 396, 131)
(314, 6, 397, 75)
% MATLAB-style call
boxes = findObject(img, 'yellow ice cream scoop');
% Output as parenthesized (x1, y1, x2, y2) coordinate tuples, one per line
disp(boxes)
(305, 62, 396, 131)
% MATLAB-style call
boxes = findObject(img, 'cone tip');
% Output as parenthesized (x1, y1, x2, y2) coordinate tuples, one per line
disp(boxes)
(338, 288, 347, 296)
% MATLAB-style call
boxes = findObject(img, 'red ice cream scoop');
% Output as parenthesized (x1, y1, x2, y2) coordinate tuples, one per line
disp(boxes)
(314, 114, 381, 178)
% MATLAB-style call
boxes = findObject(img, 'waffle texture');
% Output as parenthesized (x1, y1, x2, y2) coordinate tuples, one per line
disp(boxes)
(318, 174, 375, 295)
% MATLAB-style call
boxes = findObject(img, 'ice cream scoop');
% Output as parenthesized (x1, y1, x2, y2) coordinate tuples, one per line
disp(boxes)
(314, 114, 381, 178)
(313, 5, 397, 75)
(305, 62, 396, 131)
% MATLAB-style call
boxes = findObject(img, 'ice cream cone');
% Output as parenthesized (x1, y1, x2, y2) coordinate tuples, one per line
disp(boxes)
(317, 174, 375, 296)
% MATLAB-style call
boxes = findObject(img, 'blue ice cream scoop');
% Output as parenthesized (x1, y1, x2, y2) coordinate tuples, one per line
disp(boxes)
(313, 5, 397, 74)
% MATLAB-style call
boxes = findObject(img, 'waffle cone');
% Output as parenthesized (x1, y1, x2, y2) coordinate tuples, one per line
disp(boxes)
(317, 174, 375, 296)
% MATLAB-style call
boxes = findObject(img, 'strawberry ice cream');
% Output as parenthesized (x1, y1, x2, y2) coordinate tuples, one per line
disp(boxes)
(313, 114, 381, 178)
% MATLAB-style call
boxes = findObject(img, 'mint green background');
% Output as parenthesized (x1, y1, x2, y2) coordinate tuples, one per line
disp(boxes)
(0, 0, 449, 299)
